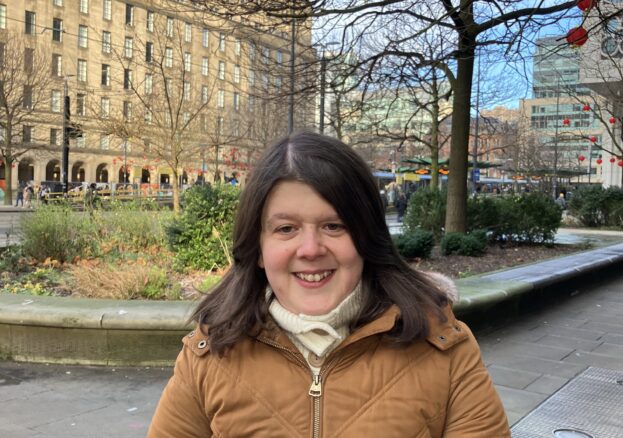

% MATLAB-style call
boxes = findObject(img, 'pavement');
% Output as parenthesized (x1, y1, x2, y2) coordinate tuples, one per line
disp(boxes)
(0, 272, 622, 437)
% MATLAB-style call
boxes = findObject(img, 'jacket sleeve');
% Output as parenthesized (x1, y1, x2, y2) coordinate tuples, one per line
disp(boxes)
(148, 345, 213, 438)
(443, 323, 511, 437)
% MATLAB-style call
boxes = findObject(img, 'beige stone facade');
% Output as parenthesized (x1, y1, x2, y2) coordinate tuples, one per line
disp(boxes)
(0, 0, 315, 193)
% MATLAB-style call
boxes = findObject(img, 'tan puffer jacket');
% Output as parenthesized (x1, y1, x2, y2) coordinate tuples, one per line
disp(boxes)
(149, 302, 510, 438)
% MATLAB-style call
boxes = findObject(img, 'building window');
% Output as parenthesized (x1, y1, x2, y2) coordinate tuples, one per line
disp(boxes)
(217, 116, 224, 134)
(166, 17, 173, 37)
(248, 42, 256, 60)
(144, 73, 152, 94)
(125, 4, 134, 26)
(146, 10, 154, 32)
(235, 38, 241, 56)
(76, 93, 86, 116)
(101, 64, 110, 86)
(201, 85, 208, 104)
(146, 42, 153, 62)
(123, 101, 132, 119)
(100, 97, 110, 117)
(78, 25, 88, 48)
(124, 37, 133, 58)
(202, 57, 209, 76)
(202, 28, 209, 47)
(184, 52, 191, 72)
(0, 5, 5, 29)
(217, 89, 224, 108)
(100, 135, 109, 150)
(124, 69, 133, 89)
(144, 107, 152, 123)
(183, 81, 191, 101)
(99, 31, 110, 54)
(276, 51, 283, 64)
(24, 48, 34, 73)
(248, 95, 254, 113)
(76, 136, 86, 148)
(248, 69, 255, 86)
(23, 126, 33, 143)
(275, 76, 282, 89)
(52, 18, 63, 42)
(165, 47, 173, 67)
(23, 86, 33, 109)
(234, 65, 240, 83)
(218, 61, 225, 80)
(219, 33, 225, 51)
(262, 47, 270, 64)
(77, 59, 87, 82)
(25, 11, 36, 35)
(51, 90, 61, 112)
(80, 0, 89, 14)
(50, 128, 60, 146)
(262, 73, 268, 90)
(233, 92, 240, 111)
(185, 23, 192, 42)
(103, 0, 111, 20)
(165, 78, 172, 94)
(52, 54, 62, 77)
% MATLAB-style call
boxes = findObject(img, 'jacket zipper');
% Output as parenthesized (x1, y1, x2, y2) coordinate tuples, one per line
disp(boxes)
(258, 336, 338, 438)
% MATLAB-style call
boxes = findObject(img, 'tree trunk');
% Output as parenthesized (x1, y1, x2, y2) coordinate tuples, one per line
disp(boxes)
(172, 168, 181, 215)
(3, 156, 13, 205)
(430, 96, 440, 191)
(445, 41, 475, 233)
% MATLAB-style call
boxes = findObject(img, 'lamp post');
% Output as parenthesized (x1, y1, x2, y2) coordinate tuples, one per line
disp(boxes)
(318, 42, 339, 134)
(61, 75, 75, 195)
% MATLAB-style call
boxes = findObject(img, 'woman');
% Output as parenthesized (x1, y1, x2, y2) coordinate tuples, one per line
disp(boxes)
(149, 132, 510, 437)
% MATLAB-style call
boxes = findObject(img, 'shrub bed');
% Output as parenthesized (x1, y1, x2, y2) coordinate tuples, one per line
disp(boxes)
(568, 186, 623, 228)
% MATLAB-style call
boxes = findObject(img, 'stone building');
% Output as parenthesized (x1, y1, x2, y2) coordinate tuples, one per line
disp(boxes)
(0, 0, 314, 196)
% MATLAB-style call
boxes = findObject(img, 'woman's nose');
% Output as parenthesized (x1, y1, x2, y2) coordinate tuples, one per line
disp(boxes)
(296, 229, 327, 259)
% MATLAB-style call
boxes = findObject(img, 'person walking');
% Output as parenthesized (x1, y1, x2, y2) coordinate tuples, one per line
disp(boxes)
(149, 132, 510, 437)
(23, 184, 33, 208)
(14, 183, 24, 207)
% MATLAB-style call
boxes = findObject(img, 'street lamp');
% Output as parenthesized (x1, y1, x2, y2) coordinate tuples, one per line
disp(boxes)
(61, 75, 76, 195)
(318, 42, 340, 134)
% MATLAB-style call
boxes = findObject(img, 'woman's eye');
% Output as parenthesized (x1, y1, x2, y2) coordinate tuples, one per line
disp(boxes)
(325, 223, 345, 232)
(276, 225, 295, 234)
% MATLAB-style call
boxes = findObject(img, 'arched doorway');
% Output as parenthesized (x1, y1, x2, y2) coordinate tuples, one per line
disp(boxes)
(141, 168, 151, 183)
(71, 161, 86, 182)
(96, 164, 109, 183)
(180, 171, 188, 185)
(46, 160, 61, 181)
(18, 159, 35, 183)
(118, 166, 130, 183)
(160, 173, 170, 185)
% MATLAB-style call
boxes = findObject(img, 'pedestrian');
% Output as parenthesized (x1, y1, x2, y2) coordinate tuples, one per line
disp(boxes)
(39, 185, 48, 205)
(555, 192, 567, 210)
(396, 191, 407, 222)
(149, 132, 510, 437)
(84, 183, 98, 212)
(23, 184, 33, 208)
(14, 182, 24, 207)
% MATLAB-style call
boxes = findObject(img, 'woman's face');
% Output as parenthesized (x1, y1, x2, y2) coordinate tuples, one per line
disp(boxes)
(259, 181, 364, 315)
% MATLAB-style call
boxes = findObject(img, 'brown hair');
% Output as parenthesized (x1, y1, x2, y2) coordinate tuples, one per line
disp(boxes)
(192, 131, 447, 354)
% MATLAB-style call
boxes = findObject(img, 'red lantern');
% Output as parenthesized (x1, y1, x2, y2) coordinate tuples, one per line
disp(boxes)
(596, 158, 603, 165)
(562, 118, 570, 126)
(610, 157, 616, 163)
(619, 160, 623, 167)
(589, 136, 597, 143)
(582, 104, 591, 111)
(609, 117, 616, 124)
(578, 155, 586, 162)
(567, 27, 589, 47)
(577, 0, 596, 11)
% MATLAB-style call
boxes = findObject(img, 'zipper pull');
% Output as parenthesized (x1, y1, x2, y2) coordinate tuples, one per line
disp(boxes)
(309, 374, 322, 397)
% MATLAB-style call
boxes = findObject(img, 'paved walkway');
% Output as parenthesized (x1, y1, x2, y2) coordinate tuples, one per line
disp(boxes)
(1, 273, 622, 437)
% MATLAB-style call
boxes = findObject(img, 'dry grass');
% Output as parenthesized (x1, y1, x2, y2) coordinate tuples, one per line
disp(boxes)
(67, 261, 156, 300)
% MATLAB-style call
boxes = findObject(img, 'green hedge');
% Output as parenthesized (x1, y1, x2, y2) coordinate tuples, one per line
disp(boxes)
(568, 186, 623, 228)
(166, 184, 240, 271)
(441, 231, 487, 256)
(403, 189, 561, 244)
(393, 230, 434, 259)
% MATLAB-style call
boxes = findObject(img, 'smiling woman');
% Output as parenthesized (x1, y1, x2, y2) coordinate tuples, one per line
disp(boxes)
(149, 131, 510, 438)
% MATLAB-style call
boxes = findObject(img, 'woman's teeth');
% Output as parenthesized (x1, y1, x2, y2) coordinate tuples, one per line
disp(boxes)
(295, 271, 332, 282)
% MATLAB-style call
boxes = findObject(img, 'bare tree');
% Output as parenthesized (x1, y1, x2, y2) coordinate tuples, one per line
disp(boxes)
(0, 31, 55, 204)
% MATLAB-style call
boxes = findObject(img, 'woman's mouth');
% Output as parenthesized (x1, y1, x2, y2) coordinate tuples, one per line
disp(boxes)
(294, 270, 334, 283)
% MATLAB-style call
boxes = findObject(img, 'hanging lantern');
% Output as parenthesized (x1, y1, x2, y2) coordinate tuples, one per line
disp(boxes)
(609, 117, 616, 124)
(577, 0, 597, 11)
(563, 118, 571, 126)
(610, 157, 616, 163)
(582, 104, 591, 111)
(619, 160, 623, 167)
(567, 27, 589, 47)
(578, 155, 586, 162)
(589, 136, 598, 143)
(596, 158, 603, 165)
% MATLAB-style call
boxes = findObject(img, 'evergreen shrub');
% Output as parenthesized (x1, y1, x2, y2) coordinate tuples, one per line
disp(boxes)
(393, 230, 434, 259)
(404, 188, 446, 240)
(166, 184, 240, 271)
(441, 231, 487, 256)
(568, 186, 623, 227)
